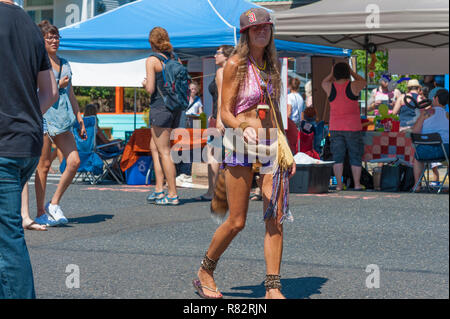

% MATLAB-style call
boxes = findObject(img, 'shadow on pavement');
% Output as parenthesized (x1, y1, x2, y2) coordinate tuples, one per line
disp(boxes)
(223, 276, 328, 299)
(68, 214, 114, 224)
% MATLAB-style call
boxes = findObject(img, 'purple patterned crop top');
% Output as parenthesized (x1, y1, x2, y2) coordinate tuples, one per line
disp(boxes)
(234, 59, 272, 116)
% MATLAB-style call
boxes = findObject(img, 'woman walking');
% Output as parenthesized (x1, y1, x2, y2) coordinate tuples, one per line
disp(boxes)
(143, 27, 181, 205)
(34, 21, 86, 226)
(193, 8, 296, 299)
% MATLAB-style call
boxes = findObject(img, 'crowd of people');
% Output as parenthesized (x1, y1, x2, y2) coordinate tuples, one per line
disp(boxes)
(0, 1, 448, 300)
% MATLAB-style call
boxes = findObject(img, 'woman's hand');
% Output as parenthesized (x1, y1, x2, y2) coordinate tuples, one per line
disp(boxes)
(59, 76, 70, 89)
(216, 118, 225, 135)
(288, 162, 296, 179)
(79, 122, 87, 140)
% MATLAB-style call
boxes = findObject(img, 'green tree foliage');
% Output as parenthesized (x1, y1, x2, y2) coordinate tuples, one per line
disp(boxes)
(354, 49, 422, 93)
(354, 49, 388, 84)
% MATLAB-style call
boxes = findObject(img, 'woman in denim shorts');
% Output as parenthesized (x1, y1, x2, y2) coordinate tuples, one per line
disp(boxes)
(34, 21, 86, 227)
(321, 62, 367, 191)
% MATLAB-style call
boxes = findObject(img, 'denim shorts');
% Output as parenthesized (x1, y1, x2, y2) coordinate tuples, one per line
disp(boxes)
(330, 130, 364, 166)
(414, 143, 449, 161)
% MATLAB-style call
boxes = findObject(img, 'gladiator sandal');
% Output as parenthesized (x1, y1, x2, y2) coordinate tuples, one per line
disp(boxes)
(264, 274, 282, 291)
(193, 253, 223, 299)
(201, 253, 219, 272)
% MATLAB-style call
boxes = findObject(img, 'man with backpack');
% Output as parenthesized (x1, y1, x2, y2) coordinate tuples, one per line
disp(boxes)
(142, 27, 190, 206)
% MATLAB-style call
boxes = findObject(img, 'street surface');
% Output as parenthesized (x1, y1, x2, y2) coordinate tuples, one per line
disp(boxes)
(25, 182, 449, 299)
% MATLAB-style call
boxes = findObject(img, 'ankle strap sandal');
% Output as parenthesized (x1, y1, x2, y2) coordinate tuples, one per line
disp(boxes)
(264, 274, 282, 291)
(201, 253, 219, 272)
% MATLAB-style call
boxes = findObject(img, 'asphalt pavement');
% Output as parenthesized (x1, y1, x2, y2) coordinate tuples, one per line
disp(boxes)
(24, 182, 449, 299)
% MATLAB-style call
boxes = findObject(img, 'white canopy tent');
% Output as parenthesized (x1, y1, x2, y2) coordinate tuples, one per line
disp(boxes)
(273, 0, 449, 74)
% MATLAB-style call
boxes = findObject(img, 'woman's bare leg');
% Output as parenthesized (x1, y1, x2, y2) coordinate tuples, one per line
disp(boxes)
(197, 165, 253, 298)
(34, 135, 53, 217)
(150, 136, 165, 193)
(261, 173, 285, 299)
(151, 127, 178, 198)
(21, 183, 47, 230)
(50, 131, 80, 205)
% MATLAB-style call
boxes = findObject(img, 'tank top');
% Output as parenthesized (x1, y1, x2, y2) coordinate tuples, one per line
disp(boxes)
(399, 93, 419, 128)
(149, 52, 172, 109)
(208, 78, 218, 119)
(422, 106, 449, 144)
(328, 81, 362, 131)
(234, 59, 272, 116)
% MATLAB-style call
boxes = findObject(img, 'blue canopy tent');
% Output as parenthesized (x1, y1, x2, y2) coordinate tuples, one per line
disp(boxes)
(59, 0, 350, 87)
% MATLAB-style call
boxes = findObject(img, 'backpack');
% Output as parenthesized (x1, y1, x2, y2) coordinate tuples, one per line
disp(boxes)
(150, 52, 191, 112)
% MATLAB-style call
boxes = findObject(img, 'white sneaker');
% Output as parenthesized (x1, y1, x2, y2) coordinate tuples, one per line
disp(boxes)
(45, 202, 68, 224)
(35, 213, 61, 227)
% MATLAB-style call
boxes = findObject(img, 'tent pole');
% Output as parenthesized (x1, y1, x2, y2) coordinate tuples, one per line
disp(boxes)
(364, 35, 369, 117)
(365, 50, 368, 117)
(134, 88, 137, 130)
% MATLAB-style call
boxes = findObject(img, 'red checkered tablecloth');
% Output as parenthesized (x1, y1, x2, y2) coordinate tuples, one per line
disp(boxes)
(363, 131, 415, 163)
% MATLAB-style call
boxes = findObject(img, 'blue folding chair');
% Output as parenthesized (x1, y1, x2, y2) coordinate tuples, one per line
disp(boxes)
(60, 116, 104, 184)
(61, 115, 125, 184)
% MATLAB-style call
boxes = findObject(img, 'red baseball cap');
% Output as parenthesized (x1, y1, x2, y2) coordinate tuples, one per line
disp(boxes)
(239, 8, 273, 33)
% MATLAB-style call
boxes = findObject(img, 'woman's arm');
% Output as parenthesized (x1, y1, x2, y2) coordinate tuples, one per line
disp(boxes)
(143, 57, 157, 95)
(411, 109, 428, 134)
(220, 56, 242, 130)
(349, 68, 367, 96)
(392, 94, 404, 115)
(215, 67, 226, 133)
(321, 65, 335, 97)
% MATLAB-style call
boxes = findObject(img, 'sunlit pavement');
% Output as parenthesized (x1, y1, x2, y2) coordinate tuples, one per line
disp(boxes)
(25, 182, 448, 299)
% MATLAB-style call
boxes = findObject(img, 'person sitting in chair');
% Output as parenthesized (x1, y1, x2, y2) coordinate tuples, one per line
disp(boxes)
(411, 88, 449, 192)
(84, 103, 124, 153)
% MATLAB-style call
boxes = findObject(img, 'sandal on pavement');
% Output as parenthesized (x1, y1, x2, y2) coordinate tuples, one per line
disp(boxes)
(192, 279, 223, 299)
(146, 191, 165, 203)
(155, 195, 180, 205)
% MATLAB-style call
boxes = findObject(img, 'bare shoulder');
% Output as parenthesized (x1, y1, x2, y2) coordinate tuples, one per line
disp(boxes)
(146, 56, 160, 65)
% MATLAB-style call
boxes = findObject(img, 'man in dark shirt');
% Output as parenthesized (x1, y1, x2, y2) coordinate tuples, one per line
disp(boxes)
(0, 0, 58, 299)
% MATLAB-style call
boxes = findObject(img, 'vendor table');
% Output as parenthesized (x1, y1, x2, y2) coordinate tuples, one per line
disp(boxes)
(362, 131, 415, 164)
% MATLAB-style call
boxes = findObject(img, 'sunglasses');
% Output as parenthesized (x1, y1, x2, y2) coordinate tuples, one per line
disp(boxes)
(214, 51, 224, 56)
(45, 36, 60, 41)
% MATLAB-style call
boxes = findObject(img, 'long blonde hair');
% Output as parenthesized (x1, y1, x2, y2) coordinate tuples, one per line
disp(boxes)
(234, 28, 281, 101)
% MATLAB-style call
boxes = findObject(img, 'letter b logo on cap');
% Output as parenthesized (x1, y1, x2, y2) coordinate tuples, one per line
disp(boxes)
(247, 11, 256, 23)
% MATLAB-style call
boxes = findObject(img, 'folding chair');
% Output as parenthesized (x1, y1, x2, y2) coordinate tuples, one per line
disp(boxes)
(411, 133, 449, 193)
(61, 116, 103, 184)
(95, 140, 125, 184)
(61, 116, 124, 184)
